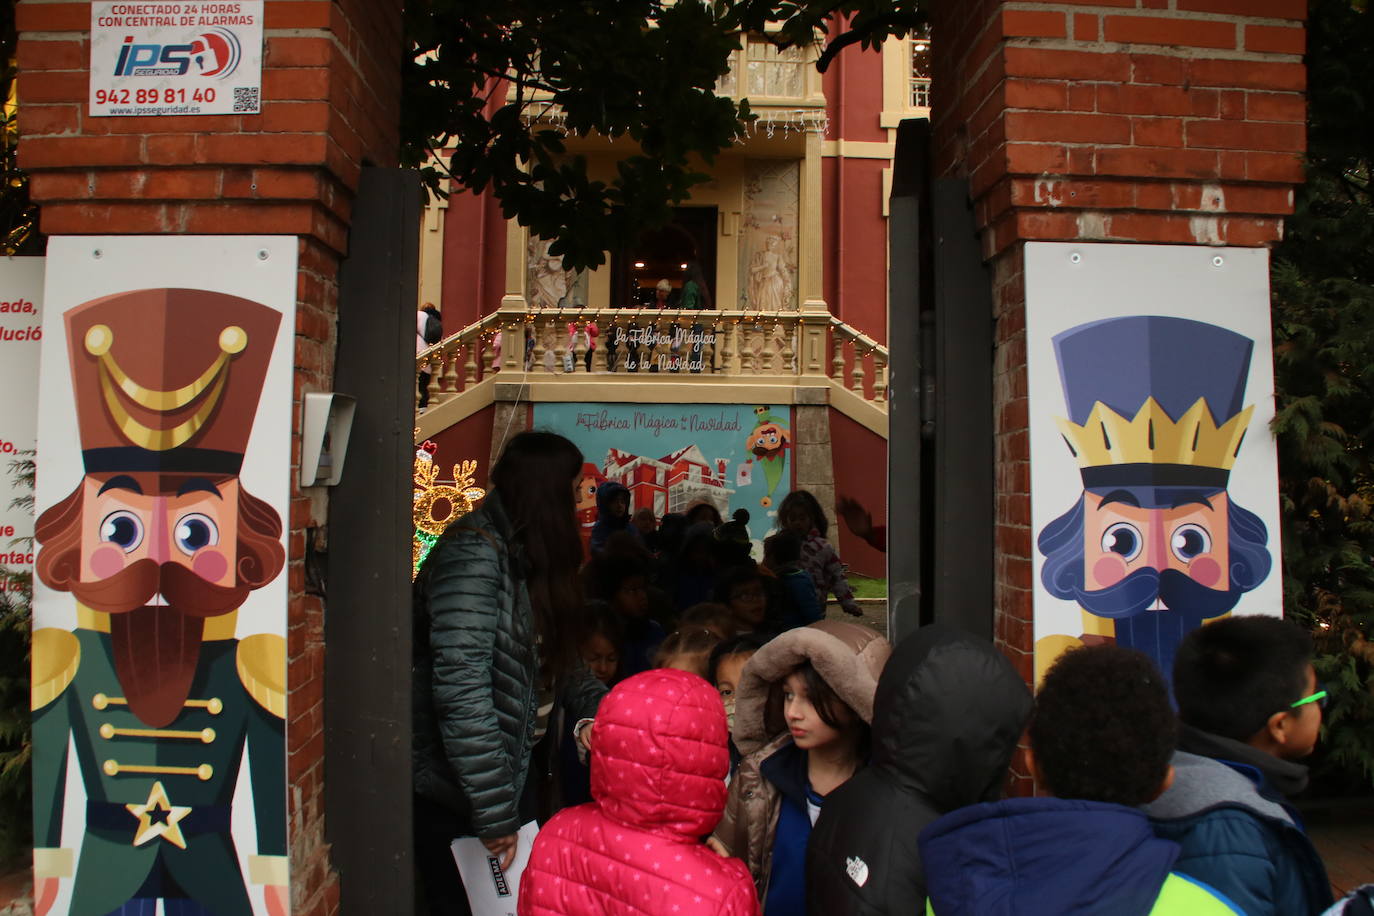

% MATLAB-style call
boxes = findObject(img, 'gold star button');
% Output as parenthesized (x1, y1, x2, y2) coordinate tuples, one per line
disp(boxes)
(125, 781, 192, 849)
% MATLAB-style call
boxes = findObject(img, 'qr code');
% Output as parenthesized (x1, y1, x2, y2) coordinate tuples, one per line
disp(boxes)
(233, 87, 260, 113)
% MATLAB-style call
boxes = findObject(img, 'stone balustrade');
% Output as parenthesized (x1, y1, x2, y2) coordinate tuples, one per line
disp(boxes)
(829, 317, 888, 404)
(416, 306, 889, 414)
(415, 311, 504, 409)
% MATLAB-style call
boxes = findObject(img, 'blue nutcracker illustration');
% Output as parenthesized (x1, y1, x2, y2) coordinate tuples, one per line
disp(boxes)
(1036, 315, 1274, 680)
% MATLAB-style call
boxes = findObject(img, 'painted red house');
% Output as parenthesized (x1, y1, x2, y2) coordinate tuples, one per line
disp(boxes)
(602, 445, 735, 519)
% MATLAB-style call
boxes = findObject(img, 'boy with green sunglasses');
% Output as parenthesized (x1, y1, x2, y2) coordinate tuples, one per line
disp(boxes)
(1145, 616, 1334, 916)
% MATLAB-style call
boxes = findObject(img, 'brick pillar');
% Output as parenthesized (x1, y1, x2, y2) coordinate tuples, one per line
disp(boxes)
(17, 2, 405, 911)
(929, 0, 1307, 792)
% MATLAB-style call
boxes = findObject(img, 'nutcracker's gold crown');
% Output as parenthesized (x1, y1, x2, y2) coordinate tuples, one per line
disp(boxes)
(1056, 396, 1253, 472)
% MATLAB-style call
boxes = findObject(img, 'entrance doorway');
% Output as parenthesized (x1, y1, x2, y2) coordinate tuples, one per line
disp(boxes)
(609, 206, 718, 307)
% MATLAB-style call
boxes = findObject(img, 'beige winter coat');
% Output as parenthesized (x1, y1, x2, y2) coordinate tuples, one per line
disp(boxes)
(711, 620, 891, 902)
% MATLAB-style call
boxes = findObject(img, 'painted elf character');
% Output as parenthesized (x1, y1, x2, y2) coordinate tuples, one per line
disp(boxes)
(742, 406, 790, 508)
(32, 290, 288, 916)
(575, 462, 607, 557)
(1036, 316, 1272, 680)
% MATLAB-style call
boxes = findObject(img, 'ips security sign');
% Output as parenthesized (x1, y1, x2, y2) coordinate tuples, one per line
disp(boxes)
(90, 2, 263, 117)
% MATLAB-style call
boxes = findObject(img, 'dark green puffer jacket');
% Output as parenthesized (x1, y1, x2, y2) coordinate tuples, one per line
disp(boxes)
(412, 492, 605, 838)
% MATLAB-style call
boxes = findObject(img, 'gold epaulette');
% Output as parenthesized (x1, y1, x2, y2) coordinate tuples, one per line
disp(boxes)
(237, 634, 286, 719)
(32, 629, 80, 710)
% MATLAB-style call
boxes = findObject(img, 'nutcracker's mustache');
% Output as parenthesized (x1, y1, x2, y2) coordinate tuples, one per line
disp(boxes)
(69, 558, 249, 617)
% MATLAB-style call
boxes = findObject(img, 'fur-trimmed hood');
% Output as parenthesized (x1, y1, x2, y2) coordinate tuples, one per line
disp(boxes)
(732, 619, 890, 756)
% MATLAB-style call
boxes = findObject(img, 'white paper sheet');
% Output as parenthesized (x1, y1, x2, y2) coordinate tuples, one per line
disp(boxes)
(450, 821, 539, 916)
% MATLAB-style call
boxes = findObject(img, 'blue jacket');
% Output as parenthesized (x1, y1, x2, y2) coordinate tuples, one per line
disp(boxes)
(772, 565, 822, 630)
(919, 797, 1242, 916)
(1145, 746, 1333, 916)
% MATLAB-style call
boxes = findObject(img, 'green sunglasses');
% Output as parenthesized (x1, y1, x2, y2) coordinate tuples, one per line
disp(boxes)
(1290, 686, 1328, 710)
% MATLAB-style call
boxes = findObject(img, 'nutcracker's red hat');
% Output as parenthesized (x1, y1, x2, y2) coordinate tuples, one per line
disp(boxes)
(62, 288, 281, 475)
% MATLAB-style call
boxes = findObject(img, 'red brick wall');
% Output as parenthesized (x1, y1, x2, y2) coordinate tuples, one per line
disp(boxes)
(17, 2, 405, 912)
(928, 0, 1307, 794)
(931, 0, 1306, 255)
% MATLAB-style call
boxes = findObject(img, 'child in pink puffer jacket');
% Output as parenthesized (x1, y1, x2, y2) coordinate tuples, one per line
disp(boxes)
(520, 668, 760, 916)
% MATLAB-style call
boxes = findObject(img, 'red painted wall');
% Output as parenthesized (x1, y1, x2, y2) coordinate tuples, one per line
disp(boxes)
(823, 42, 887, 144)
(818, 39, 890, 344)
(429, 403, 497, 492)
(818, 41, 899, 583)
(822, 156, 890, 342)
(829, 409, 888, 579)
(441, 189, 507, 330)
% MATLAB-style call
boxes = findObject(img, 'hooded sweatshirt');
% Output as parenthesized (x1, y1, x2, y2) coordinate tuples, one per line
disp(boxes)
(805, 624, 1033, 915)
(711, 620, 891, 908)
(919, 796, 1244, 916)
(519, 669, 760, 916)
(1144, 724, 1333, 916)
(590, 481, 636, 554)
(670, 521, 719, 613)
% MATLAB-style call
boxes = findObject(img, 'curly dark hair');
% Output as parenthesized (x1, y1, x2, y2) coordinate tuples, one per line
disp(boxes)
(1173, 616, 1311, 742)
(778, 490, 827, 538)
(582, 551, 649, 603)
(712, 564, 765, 605)
(763, 528, 802, 566)
(1029, 645, 1176, 806)
(580, 599, 623, 646)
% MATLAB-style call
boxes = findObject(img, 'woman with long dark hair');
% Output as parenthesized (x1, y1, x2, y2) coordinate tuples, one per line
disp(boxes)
(412, 430, 606, 916)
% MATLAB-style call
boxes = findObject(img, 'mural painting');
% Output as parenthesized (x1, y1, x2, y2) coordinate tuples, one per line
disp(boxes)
(1027, 243, 1283, 684)
(574, 462, 608, 556)
(31, 237, 295, 916)
(535, 403, 794, 552)
(741, 406, 791, 509)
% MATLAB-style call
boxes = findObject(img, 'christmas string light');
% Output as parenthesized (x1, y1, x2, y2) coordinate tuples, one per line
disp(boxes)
(412, 441, 486, 578)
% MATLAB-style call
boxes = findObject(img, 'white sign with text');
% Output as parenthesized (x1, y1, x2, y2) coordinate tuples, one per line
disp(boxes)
(1026, 243, 1282, 686)
(89, 1, 263, 117)
(0, 257, 43, 581)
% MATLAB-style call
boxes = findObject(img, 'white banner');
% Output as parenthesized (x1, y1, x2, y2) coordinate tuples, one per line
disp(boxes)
(1026, 242, 1282, 685)
(0, 258, 44, 581)
(89, 1, 263, 117)
(33, 236, 296, 916)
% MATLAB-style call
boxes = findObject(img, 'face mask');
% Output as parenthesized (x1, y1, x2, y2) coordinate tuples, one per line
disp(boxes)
(722, 696, 737, 732)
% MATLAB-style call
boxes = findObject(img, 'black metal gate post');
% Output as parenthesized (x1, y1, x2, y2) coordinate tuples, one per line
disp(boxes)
(887, 119, 933, 644)
(888, 121, 996, 643)
(325, 167, 422, 915)
(930, 179, 995, 640)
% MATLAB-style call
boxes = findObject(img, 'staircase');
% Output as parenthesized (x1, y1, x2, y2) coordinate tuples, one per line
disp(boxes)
(415, 305, 889, 441)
